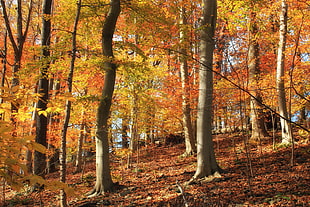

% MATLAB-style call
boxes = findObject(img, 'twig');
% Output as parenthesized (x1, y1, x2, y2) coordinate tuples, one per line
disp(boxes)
(2, 177, 5, 206)
(176, 180, 189, 207)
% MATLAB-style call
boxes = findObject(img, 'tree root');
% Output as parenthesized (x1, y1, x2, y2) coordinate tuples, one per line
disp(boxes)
(185, 171, 222, 186)
(180, 151, 195, 158)
(86, 182, 117, 198)
(86, 187, 104, 198)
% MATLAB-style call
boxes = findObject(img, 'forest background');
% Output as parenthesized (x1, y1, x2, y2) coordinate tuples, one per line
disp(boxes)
(0, 0, 309, 206)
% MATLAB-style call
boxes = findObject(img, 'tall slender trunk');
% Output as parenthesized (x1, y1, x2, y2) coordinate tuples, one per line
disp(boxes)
(0, 30, 8, 109)
(75, 108, 86, 173)
(179, 6, 195, 156)
(191, 0, 220, 181)
(88, 0, 120, 196)
(248, 11, 269, 141)
(121, 119, 129, 148)
(129, 19, 139, 152)
(46, 78, 60, 174)
(276, 0, 292, 144)
(129, 92, 138, 152)
(59, 1, 81, 206)
(34, 0, 51, 177)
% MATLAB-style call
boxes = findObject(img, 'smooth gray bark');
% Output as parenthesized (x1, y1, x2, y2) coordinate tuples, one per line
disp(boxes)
(191, 0, 220, 181)
(88, 0, 120, 196)
(75, 108, 86, 173)
(179, 6, 195, 156)
(129, 92, 138, 152)
(276, 0, 293, 144)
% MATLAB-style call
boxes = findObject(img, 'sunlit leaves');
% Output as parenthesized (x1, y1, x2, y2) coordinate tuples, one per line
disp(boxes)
(0, 120, 46, 190)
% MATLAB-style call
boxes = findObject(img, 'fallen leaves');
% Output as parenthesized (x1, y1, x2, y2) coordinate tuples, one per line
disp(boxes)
(3, 133, 310, 206)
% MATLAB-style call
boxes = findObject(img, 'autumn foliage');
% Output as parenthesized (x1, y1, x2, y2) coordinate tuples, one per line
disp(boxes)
(0, 0, 309, 206)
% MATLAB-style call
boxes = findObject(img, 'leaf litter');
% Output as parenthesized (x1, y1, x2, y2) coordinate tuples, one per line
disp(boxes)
(2, 133, 310, 206)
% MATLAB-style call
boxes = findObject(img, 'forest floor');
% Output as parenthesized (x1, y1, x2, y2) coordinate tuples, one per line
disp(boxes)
(2, 132, 310, 206)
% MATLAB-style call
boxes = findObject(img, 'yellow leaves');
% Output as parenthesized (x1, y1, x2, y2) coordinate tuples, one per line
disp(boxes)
(0, 120, 48, 192)
(63, 92, 76, 102)
(115, 148, 132, 158)
(43, 14, 52, 21)
(4, 158, 28, 176)
(38, 110, 48, 117)
(45, 106, 63, 114)
(23, 174, 46, 186)
(16, 106, 34, 122)
(0, 86, 18, 103)
(47, 180, 76, 196)
(298, 129, 309, 138)
(137, 0, 147, 5)
(0, 121, 13, 134)
(41, 92, 77, 116)
(26, 142, 47, 154)
(22, 174, 75, 196)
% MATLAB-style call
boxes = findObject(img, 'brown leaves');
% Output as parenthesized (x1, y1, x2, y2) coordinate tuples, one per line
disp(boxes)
(4, 133, 310, 206)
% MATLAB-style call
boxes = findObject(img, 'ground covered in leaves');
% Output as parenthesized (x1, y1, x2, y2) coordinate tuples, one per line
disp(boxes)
(3, 133, 310, 206)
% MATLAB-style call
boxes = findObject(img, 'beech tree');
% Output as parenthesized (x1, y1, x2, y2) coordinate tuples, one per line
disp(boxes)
(59, 0, 82, 206)
(276, 0, 293, 144)
(247, 10, 269, 141)
(190, 0, 221, 182)
(88, 0, 120, 196)
(179, 3, 195, 156)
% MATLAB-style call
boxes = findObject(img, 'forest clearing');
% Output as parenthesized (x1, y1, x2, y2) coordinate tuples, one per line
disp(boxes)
(3, 132, 310, 206)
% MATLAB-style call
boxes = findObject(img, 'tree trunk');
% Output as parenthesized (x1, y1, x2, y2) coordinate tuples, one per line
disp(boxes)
(248, 11, 269, 141)
(129, 92, 138, 152)
(179, 6, 195, 156)
(276, 0, 293, 144)
(75, 109, 86, 173)
(0, 30, 8, 119)
(191, 0, 220, 181)
(121, 120, 129, 149)
(59, 1, 81, 206)
(88, 0, 120, 196)
(25, 99, 37, 174)
(0, 30, 7, 102)
(34, 0, 51, 177)
(0, 0, 32, 124)
(47, 79, 61, 174)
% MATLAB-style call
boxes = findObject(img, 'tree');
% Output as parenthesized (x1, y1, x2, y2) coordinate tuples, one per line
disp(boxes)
(0, 29, 7, 107)
(75, 106, 86, 172)
(247, 10, 269, 141)
(34, 0, 52, 177)
(190, 0, 221, 182)
(0, 0, 33, 117)
(276, 0, 293, 144)
(88, 0, 120, 196)
(179, 3, 196, 156)
(59, 0, 82, 206)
